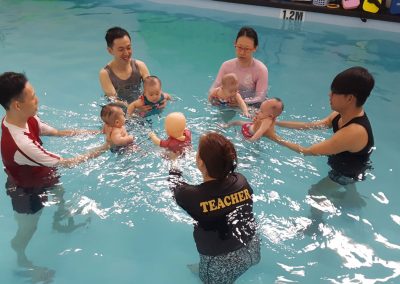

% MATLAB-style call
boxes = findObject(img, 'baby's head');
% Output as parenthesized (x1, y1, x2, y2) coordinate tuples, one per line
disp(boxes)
(257, 98, 284, 120)
(221, 73, 239, 98)
(100, 104, 126, 128)
(143, 75, 162, 103)
(165, 112, 186, 139)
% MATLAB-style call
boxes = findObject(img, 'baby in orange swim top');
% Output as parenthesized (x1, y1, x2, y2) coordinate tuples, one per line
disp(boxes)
(101, 103, 134, 147)
(208, 73, 250, 117)
(224, 98, 284, 142)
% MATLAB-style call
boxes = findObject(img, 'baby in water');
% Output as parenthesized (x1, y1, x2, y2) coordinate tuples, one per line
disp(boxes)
(101, 103, 134, 148)
(224, 98, 284, 142)
(126, 75, 171, 117)
(208, 73, 250, 117)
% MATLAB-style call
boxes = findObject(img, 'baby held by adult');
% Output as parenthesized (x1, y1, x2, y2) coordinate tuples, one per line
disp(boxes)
(224, 98, 284, 142)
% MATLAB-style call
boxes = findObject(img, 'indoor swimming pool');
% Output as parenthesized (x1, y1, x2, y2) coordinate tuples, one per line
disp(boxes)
(1, 0, 400, 283)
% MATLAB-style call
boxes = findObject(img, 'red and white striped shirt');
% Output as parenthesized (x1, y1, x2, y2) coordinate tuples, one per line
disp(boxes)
(1, 116, 61, 189)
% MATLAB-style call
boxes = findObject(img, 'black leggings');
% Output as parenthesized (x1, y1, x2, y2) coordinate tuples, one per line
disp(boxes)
(199, 236, 261, 284)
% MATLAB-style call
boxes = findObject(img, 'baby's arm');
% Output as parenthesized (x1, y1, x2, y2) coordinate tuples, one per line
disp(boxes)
(157, 93, 172, 110)
(235, 93, 250, 117)
(149, 132, 161, 146)
(208, 88, 220, 105)
(164, 93, 172, 101)
(249, 118, 273, 141)
(220, 120, 247, 128)
(111, 128, 134, 146)
(127, 99, 144, 116)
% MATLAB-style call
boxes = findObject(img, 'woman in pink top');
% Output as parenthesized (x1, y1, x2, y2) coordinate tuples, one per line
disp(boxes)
(210, 27, 268, 106)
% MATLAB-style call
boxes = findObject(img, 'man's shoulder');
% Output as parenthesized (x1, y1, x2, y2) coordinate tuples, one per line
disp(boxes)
(1, 117, 37, 133)
(2, 118, 35, 144)
(28, 115, 40, 123)
(134, 59, 147, 70)
(99, 67, 111, 80)
(100, 62, 114, 77)
(99, 67, 108, 75)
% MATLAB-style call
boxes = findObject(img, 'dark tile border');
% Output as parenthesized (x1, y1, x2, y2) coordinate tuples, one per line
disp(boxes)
(213, 0, 400, 23)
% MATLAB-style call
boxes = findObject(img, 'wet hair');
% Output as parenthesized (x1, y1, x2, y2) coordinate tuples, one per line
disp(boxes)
(100, 104, 113, 123)
(235, 26, 259, 48)
(221, 73, 238, 87)
(260, 97, 284, 118)
(271, 97, 284, 115)
(0, 72, 28, 110)
(100, 103, 122, 124)
(330, 66, 374, 107)
(198, 132, 237, 180)
(143, 75, 162, 88)
(105, 27, 131, 48)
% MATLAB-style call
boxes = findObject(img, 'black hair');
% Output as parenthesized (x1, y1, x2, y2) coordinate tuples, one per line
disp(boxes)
(271, 97, 284, 112)
(100, 103, 124, 124)
(235, 26, 259, 47)
(330, 66, 374, 107)
(105, 27, 131, 48)
(0, 72, 28, 110)
(143, 75, 162, 88)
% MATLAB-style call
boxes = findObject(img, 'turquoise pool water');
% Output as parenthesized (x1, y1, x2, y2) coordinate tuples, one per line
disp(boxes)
(1, 0, 400, 283)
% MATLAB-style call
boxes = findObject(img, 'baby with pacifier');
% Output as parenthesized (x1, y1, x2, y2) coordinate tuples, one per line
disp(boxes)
(101, 103, 134, 150)
(224, 98, 284, 141)
(127, 75, 171, 117)
(208, 73, 249, 117)
(148, 112, 192, 157)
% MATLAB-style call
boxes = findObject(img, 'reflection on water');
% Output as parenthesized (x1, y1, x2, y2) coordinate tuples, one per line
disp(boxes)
(1, 0, 400, 283)
(7, 184, 91, 283)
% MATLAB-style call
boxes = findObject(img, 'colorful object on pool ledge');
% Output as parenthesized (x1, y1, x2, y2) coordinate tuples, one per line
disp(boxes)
(390, 0, 400, 14)
(342, 0, 360, 9)
(362, 0, 383, 13)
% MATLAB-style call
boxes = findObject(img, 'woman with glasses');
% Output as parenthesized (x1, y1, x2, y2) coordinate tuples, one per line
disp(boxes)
(209, 26, 268, 107)
(169, 132, 260, 284)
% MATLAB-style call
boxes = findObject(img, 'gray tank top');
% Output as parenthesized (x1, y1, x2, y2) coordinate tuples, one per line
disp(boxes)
(104, 59, 143, 103)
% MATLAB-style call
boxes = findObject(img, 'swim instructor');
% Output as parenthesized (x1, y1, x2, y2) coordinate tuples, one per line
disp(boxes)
(267, 66, 375, 185)
(169, 132, 260, 284)
(0, 72, 109, 189)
